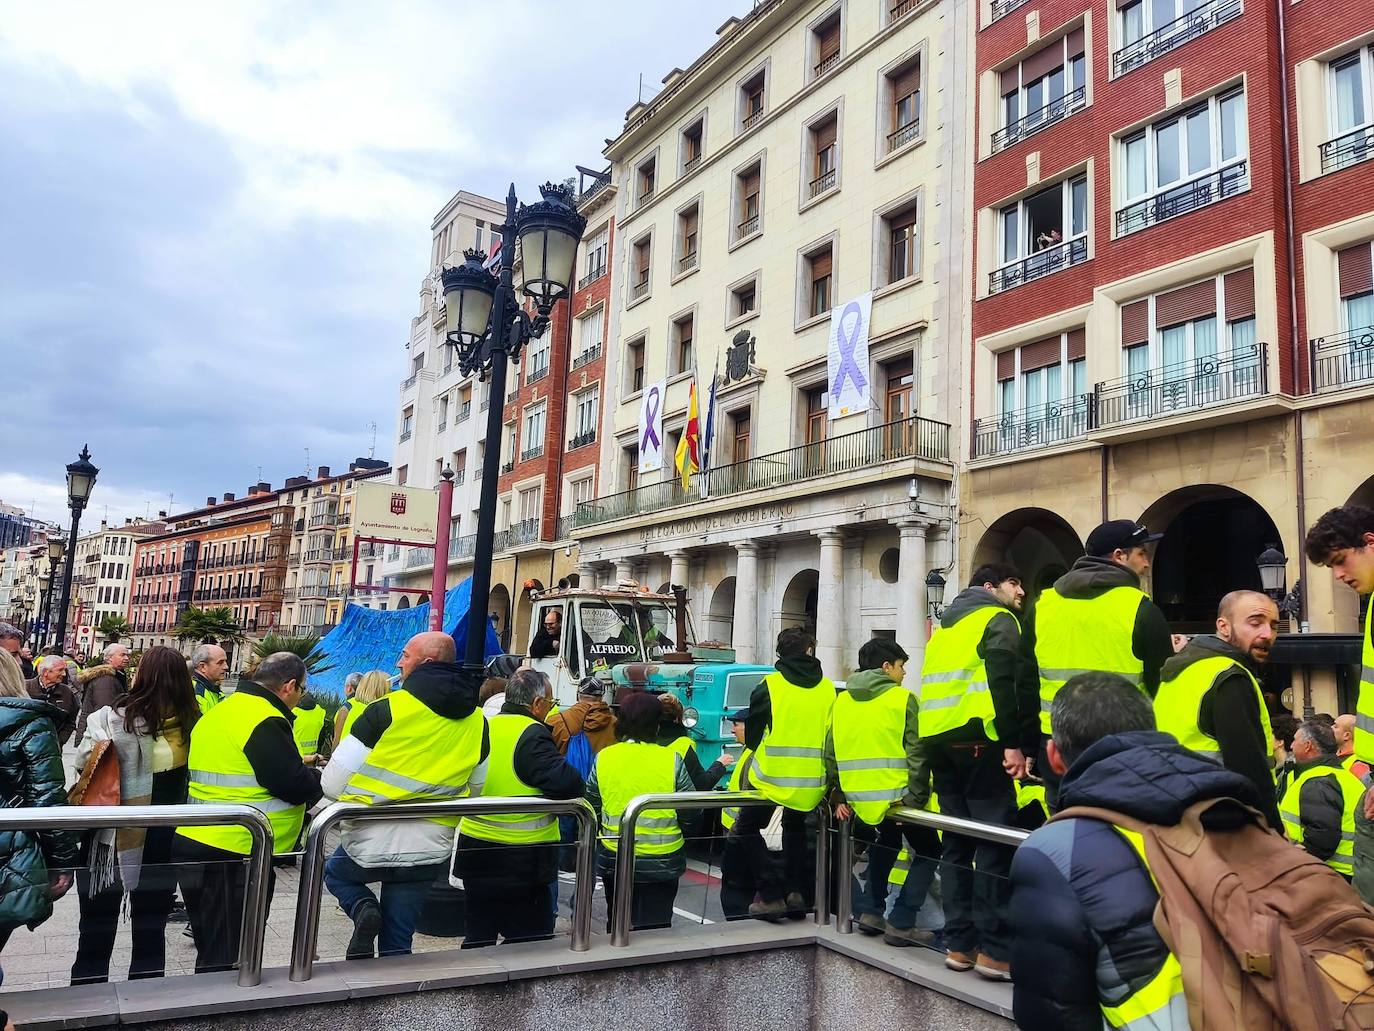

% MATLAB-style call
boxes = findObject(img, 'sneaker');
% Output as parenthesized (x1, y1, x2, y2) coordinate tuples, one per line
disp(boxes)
(784, 891, 807, 916)
(346, 900, 382, 960)
(883, 923, 935, 947)
(974, 953, 1012, 982)
(854, 912, 885, 936)
(748, 898, 788, 922)
(945, 948, 976, 972)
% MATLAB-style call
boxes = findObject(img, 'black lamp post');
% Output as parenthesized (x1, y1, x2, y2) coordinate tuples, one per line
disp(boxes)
(53, 446, 99, 652)
(441, 183, 586, 673)
(925, 569, 947, 622)
(1256, 543, 1301, 620)
(37, 570, 52, 648)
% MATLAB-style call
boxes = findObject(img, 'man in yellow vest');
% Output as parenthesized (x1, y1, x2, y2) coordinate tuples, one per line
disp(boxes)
(920, 563, 1037, 981)
(190, 643, 227, 715)
(738, 627, 836, 919)
(826, 638, 938, 947)
(291, 691, 328, 765)
(172, 652, 323, 974)
(453, 668, 583, 948)
(320, 631, 488, 959)
(1280, 718, 1365, 879)
(1154, 589, 1282, 830)
(1032, 520, 1174, 806)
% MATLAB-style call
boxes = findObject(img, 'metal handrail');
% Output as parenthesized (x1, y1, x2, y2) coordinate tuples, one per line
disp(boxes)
(0, 803, 273, 986)
(289, 796, 597, 982)
(834, 806, 1029, 935)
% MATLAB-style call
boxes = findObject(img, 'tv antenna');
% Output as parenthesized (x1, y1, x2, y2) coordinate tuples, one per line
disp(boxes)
(368, 421, 378, 460)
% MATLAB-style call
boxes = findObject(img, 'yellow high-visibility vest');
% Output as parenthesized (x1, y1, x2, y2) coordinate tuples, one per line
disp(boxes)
(194, 680, 222, 716)
(1279, 762, 1365, 876)
(459, 713, 559, 845)
(667, 735, 694, 761)
(1154, 654, 1273, 775)
(919, 606, 1016, 740)
(339, 697, 371, 740)
(595, 741, 682, 856)
(291, 704, 327, 757)
(752, 672, 835, 810)
(1357, 594, 1374, 764)
(721, 748, 753, 831)
(831, 687, 909, 826)
(1035, 585, 1147, 735)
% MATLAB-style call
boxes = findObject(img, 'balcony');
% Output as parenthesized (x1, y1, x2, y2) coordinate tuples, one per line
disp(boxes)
(572, 343, 602, 370)
(1311, 327, 1374, 392)
(454, 469, 466, 486)
(575, 415, 951, 529)
(1320, 125, 1374, 176)
(738, 214, 760, 238)
(303, 548, 337, 564)
(458, 401, 472, 423)
(1112, 0, 1242, 77)
(815, 52, 840, 77)
(678, 252, 698, 274)
(509, 518, 542, 548)
(1096, 342, 1268, 428)
(404, 547, 433, 570)
(683, 155, 702, 173)
(438, 421, 447, 433)
(631, 278, 649, 300)
(973, 395, 1095, 459)
(501, 460, 515, 474)
(528, 364, 549, 385)
(1115, 161, 1247, 237)
(742, 108, 764, 131)
(569, 429, 596, 450)
(449, 533, 477, 560)
(989, 237, 1088, 294)
(989, 0, 1031, 21)
(401, 373, 418, 391)
(308, 511, 339, 529)
(557, 514, 575, 540)
(808, 169, 836, 199)
(891, 0, 918, 17)
(480, 398, 490, 412)
(577, 264, 607, 290)
(886, 117, 921, 153)
(399, 430, 412, 443)
(520, 445, 544, 462)
(297, 583, 329, 600)
(637, 188, 655, 208)
(991, 86, 1086, 154)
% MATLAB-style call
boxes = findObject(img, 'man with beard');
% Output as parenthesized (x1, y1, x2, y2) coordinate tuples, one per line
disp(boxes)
(1153, 589, 1282, 831)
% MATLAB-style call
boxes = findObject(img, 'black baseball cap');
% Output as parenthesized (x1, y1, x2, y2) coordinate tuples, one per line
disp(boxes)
(728, 708, 749, 723)
(1085, 520, 1163, 557)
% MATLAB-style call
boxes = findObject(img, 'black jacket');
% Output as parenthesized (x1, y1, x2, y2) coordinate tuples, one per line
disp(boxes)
(1029, 556, 1175, 696)
(925, 587, 1039, 754)
(1286, 755, 1351, 864)
(453, 701, 583, 887)
(745, 654, 826, 751)
(1161, 635, 1281, 831)
(1010, 730, 1262, 1030)
(235, 680, 323, 809)
(658, 724, 729, 789)
(24, 676, 79, 746)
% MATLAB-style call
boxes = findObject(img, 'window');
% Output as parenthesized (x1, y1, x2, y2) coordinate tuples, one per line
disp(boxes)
(582, 226, 608, 286)
(671, 313, 695, 375)
(518, 486, 541, 527)
(454, 449, 467, 481)
(500, 497, 512, 531)
(1118, 87, 1247, 236)
(731, 410, 752, 462)
(636, 155, 657, 207)
(396, 465, 408, 486)
(1324, 46, 1374, 174)
(631, 237, 652, 299)
(730, 276, 759, 322)
(808, 114, 839, 199)
(527, 335, 550, 381)
(735, 162, 762, 241)
(807, 247, 833, 318)
(885, 58, 923, 152)
(681, 118, 704, 173)
(994, 31, 1087, 153)
(741, 70, 766, 130)
(400, 406, 414, 440)
(805, 386, 828, 443)
(626, 337, 646, 394)
(624, 445, 639, 491)
(993, 174, 1089, 293)
(884, 356, 914, 425)
(438, 395, 449, 428)
(571, 386, 600, 446)
(1115, 0, 1243, 77)
(678, 204, 699, 274)
(883, 201, 920, 286)
(458, 385, 472, 421)
(411, 353, 424, 375)
(812, 11, 842, 79)
(575, 311, 602, 365)
(570, 476, 594, 512)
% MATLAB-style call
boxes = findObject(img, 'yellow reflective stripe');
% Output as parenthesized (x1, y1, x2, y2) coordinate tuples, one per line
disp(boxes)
(921, 683, 990, 710)
(761, 745, 825, 758)
(463, 814, 556, 832)
(353, 762, 469, 796)
(920, 668, 979, 684)
(192, 794, 296, 814)
(844, 787, 904, 802)
(1040, 667, 1143, 686)
(835, 757, 907, 771)
(189, 770, 260, 788)
(751, 769, 826, 788)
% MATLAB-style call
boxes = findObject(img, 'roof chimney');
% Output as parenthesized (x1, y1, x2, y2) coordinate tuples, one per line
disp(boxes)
(223, 492, 235, 503)
(317, 466, 330, 479)
(257, 481, 270, 493)
(206, 496, 216, 507)
(158, 510, 167, 519)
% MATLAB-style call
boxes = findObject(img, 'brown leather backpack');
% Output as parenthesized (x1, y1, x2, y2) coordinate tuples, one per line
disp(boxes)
(1057, 798, 1374, 1031)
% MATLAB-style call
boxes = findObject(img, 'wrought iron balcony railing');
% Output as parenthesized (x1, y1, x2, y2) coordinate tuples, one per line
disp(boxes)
(577, 265, 607, 290)
(520, 446, 544, 462)
(449, 533, 477, 560)
(989, 237, 1088, 294)
(678, 251, 698, 274)
(507, 518, 541, 548)
(401, 374, 418, 390)
(991, 85, 1086, 154)
(683, 154, 702, 173)
(569, 429, 597, 450)
(737, 214, 760, 237)
(557, 514, 575, 540)
(1095, 342, 1267, 427)
(809, 169, 837, 198)
(1311, 326, 1374, 392)
(1320, 125, 1374, 176)
(815, 52, 840, 77)
(1115, 161, 1247, 237)
(1112, 0, 1242, 76)
(528, 364, 549, 384)
(891, 0, 918, 19)
(572, 343, 602, 369)
(575, 415, 950, 528)
(887, 119, 921, 152)
(458, 401, 471, 422)
(742, 108, 764, 131)
(631, 278, 649, 300)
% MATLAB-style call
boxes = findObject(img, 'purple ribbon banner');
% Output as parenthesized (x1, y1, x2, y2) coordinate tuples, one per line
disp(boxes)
(641, 385, 662, 451)
(832, 300, 868, 398)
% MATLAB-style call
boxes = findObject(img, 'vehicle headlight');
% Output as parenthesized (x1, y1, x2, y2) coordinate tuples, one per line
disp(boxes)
(682, 706, 700, 729)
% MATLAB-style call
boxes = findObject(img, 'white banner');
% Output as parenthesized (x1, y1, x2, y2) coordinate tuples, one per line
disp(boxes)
(354, 481, 439, 541)
(827, 291, 873, 420)
(638, 379, 666, 473)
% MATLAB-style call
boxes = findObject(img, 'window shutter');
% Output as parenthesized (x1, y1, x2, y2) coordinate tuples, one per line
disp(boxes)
(684, 209, 698, 236)
(1000, 66, 1020, 96)
(1023, 42, 1065, 82)
(811, 250, 833, 280)
(1067, 327, 1087, 360)
(744, 169, 760, 196)
(1121, 300, 1149, 346)
(1020, 335, 1062, 372)
(814, 118, 837, 150)
(1156, 280, 1218, 328)
(1339, 243, 1373, 299)
(890, 203, 918, 231)
(894, 62, 922, 100)
(997, 349, 1015, 380)
(1223, 267, 1256, 321)
(1066, 27, 1085, 58)
(819, 19, 841, 60)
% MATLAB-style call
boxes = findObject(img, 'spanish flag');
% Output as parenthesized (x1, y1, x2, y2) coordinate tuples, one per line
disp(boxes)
(675, 378, 700, 490)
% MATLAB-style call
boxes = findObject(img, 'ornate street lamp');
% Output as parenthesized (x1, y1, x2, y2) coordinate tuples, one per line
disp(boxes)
(54, 446, 99, 651)
(440, 183, 586, 671)
(925, 569, 947, 622)
(37, 571, 52, 649)
(1256, 544, 1301, 621)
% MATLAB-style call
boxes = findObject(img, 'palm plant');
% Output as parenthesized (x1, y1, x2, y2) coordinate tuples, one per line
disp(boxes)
(251, 631, 335, 676)
(96, 614, 131, 643)
(171, 606, 245, 645)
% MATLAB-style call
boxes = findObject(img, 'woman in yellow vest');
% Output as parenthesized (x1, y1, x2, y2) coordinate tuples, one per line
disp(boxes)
(331, 670, 390, 751)
(585, 691, 698, 931)
(1280, 719, 1365, 879)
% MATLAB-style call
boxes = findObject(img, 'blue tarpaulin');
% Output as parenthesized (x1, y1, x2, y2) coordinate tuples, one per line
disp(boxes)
(308, 577, 501, 699)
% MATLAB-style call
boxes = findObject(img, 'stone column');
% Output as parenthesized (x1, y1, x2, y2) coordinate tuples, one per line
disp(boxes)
(576, 562, 598, 587)
(614, 558, 635, 585)
(895, 519, 929, 673)
(666, 550, 691, 592)
(733, 542, 759, 664)
(815, 530, 845, 679)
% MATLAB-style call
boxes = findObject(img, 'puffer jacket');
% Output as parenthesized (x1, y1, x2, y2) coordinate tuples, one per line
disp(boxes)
(0, 697, 81, 933)
(1009, 730, 1263, 1030)
(76, 664, 127, 742)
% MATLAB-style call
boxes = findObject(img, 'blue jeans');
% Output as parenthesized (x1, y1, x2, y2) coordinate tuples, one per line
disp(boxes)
(323, 846, 442, 957)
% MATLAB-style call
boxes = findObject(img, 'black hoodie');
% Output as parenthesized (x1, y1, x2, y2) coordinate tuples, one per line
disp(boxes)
(1027, 555, 1175, 696)
(745, 654, 826, 752)
(1160, 634, 1281, 831)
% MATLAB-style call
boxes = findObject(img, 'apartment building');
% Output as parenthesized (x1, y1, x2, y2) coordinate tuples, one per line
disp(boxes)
(961, 0, 1374, 708)
(572, 0, 972, 677)
(68, 518, 166, 652)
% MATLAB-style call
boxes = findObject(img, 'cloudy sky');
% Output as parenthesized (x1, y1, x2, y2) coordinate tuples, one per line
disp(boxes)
(0, 0, 740, 529)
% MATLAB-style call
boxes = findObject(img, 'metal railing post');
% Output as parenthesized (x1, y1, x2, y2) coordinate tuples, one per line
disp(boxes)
(887, 806, 1030, 847)
(834, 814, 854, 934)
(0, 803, 272, 987)
(813, 804, 831, 927)
(610, 790, 763, 948)
(289, 796, 597, 982)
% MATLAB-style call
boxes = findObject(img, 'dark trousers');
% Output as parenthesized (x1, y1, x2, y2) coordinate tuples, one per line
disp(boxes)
(460, 880, 556, 948)
(926, 739, 1017, 962)
(1036, 736, 1062, 812)
(172, 835, 274, 974)
(731, 803, 811, 904)
(720, 830, 761, 920)
(850, 818, 942, 925)
(600, 872, 678, 932)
